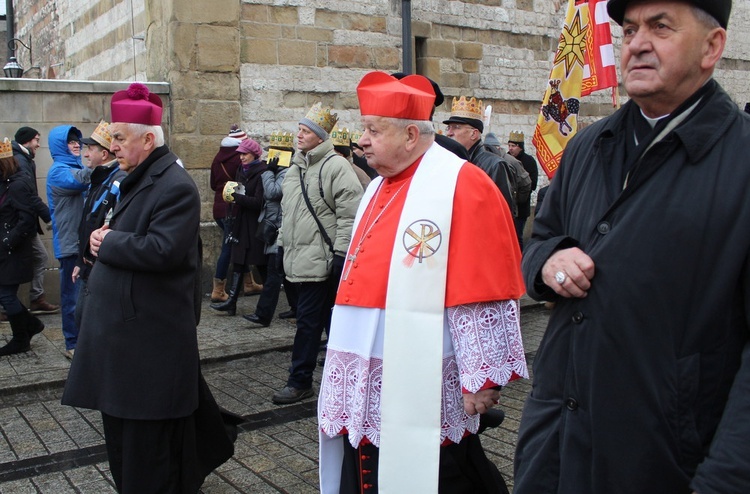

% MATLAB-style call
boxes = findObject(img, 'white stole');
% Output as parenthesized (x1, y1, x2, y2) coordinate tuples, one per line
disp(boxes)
(318, 142, 465, 493)
(378, 143, 463, 492)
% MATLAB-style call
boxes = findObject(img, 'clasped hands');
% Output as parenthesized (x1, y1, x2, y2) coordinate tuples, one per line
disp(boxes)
(89, 224, 112, 258)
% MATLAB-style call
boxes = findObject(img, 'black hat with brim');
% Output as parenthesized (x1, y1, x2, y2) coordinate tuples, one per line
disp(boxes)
(607, 0, 731, 29)
(442, 116, 484, 134)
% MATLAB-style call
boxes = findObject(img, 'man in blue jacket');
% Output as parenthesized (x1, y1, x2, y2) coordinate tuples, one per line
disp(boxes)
(46, 125, 91, 359)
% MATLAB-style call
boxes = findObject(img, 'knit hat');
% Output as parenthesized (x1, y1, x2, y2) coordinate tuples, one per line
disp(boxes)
(111, 83, 163, 125)
(607, 0, 731, 29)
(227, 124, 247, 141)
(221, 124, 248, 147)
(14, 126, 39, 145)
(299, 103, 338, 141)
(484, 133, 501, 147)
(357, 72, 436, 121)
(237, 138, 262, 158)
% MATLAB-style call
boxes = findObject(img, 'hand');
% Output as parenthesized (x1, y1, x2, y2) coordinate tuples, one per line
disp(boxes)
(89, 224, 111, 257)
(463, 388, 501, 415)
(266, 156, 280, 174)
(541, 247, 595, 298)
(72, 265, 81, 283)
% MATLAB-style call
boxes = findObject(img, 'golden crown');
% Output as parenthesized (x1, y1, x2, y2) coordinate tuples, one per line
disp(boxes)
(509, 130, 525, 142)
(90, 120, 112, 149)
(330, 126, 350, 147)
(449, 96, 483, 120)
(0, 138, 12, 159)
(350, 129, 363, 144)
(304, 102, 338, 134)
(269, 131, 294, 150)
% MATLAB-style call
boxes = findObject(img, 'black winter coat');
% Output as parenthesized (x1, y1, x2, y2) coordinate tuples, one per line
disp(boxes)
(467, 141, 515, 217)
(228, 160, 267, 267)
(12, 141, 50, 233)
(62, 147, 202, 420)
(516, 82, 750, 494)
(0, 172, 36, 284)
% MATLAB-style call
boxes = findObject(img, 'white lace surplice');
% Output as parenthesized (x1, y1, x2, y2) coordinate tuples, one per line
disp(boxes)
(318, 299, 528, 448)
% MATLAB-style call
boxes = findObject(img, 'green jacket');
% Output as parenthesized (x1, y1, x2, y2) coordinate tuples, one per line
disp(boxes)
(280, 139, 363, 282)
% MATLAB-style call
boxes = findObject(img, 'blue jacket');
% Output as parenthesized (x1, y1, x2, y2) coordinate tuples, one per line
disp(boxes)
(46, 125, 91, 258)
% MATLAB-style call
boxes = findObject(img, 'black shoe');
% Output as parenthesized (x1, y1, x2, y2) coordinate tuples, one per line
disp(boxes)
(271, 386, 314, 405)
(242, 313, 270, 327)
(278, 309, 296, 319)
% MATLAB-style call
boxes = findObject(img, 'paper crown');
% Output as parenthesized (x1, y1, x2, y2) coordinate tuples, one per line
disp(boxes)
(269, 131, 295, 150)
(302, 102, 338, 134)
(82, 120, 112, 150)
(449, 96, 483, 120)
(509, 130, 525, 143)
(111, 83, 163, 125)
(350, 129, 363, 145)
(0, 138, 13, 159)
(331, 126, 350, 147)
(357, 72, 435, 120)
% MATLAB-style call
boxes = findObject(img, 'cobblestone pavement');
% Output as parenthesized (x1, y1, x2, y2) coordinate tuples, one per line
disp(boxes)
(0, 293, 550, 493)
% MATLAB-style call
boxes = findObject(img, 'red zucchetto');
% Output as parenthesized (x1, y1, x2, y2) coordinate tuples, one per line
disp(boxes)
(110, 83, 163, 125)
(356, 72, 436, 120)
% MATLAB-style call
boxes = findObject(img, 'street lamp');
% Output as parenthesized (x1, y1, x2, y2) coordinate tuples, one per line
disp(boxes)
(3, 36, 33, 78)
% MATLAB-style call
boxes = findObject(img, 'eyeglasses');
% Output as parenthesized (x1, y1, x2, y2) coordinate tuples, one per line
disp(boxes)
(67, 140, 81, 145)
(445, 124, 469, 132)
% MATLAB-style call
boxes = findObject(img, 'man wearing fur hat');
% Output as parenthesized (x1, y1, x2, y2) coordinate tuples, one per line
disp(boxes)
(271, 103, 362, 405)
(515, 1, 750, 493)
(62, 83, 235, 492)
(443, 98, 516, 217)
(318, 72, 527, 493)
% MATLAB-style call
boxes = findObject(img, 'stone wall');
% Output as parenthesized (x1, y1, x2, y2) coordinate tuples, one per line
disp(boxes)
(0, 79, 170, 302)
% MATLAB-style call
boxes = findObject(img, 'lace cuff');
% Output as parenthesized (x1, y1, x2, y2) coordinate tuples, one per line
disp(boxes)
(447, 300, 528, 393)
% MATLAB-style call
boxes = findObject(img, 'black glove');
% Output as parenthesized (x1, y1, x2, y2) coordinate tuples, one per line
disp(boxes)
(332, 254, 346, 282)
(266, 156, 280, 175)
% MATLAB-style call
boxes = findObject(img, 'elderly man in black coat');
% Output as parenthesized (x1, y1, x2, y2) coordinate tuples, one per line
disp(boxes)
(515, 1, 750, 493)
(61, 83, 235, 493)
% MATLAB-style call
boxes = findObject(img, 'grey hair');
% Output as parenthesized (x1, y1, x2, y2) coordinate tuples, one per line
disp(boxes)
(128, 123, 165, 147)
(692, 6, 721, 30)
(384, 117, 435, 138)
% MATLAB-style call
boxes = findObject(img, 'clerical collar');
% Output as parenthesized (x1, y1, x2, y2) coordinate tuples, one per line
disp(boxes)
(640, 109, 668, 129)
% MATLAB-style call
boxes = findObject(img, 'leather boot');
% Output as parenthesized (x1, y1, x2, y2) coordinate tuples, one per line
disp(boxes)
(211, 278, 229, 303)
(243, 270, 263, 296)
(210, 272, 242, 316)
(0, 309, 37, 356)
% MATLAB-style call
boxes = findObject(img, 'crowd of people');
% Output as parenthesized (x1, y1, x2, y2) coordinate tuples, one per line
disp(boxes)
(3, 0, 748, 492)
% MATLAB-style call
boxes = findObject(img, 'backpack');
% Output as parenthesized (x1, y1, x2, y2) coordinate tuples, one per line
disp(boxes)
(484, 144, 532, 205)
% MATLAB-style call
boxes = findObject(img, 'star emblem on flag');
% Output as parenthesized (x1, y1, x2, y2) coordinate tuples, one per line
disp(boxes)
(553, 9, 589, 78)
